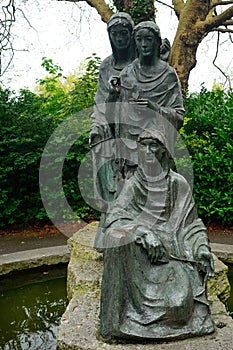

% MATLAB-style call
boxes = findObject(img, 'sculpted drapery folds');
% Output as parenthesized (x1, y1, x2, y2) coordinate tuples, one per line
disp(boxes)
(90, 13, 135, 205)
(90, 16, 172, 205)
(91, 17, 214, 343)
(99, 129, 214, 340)
(107, 21, 184, 178)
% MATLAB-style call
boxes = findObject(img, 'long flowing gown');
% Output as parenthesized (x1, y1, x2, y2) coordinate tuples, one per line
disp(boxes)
(99, 168, 214, 340)
(90, 55, 122, 204)
(114, 58, 184, 168)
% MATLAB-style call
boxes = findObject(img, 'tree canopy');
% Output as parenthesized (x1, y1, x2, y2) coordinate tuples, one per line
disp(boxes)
(58, 0, 233, 92)
(0, 56, 232, 227)
(0, 0, 232, 91)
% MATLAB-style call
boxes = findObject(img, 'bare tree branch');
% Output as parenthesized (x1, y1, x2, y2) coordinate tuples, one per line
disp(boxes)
(172, 0, 185, 18)
(0, 0, 17, 75)
(155, 0, 174, 11)
(57, 0, 114, 22)
(16, 8, 38, 32)
(211, 1, 233, 9)
(222, 19, 233, 25)
(0, 0, 16, 49)
(0, 39, 14, 76)
(212, 31, 232, 88)
(211, 27, 233, 32)
(205, 5, 233, 30)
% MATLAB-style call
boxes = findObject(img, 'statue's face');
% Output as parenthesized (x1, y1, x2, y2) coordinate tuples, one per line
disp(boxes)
(135, 28, 158, 58)
(138, 138, 165, 167)
(109, 24, 131, 50)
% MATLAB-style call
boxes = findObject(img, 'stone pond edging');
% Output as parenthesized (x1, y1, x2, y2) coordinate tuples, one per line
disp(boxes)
(210, 243, 233, 265)
(0, 246, 70, 275)
(57, 222, 233, 350)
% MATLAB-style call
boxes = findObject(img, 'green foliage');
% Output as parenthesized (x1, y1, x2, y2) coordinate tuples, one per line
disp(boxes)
(113, 0, 156, 24)
(41, 57, 63, 76)
(0, 58, 232, 228)
(0, 55, 100, 227)
(0, 88, 56, 225)
(183, 87, 233, 225)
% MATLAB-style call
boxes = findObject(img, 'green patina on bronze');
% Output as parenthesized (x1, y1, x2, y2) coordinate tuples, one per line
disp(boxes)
(90, 16, 214, 342)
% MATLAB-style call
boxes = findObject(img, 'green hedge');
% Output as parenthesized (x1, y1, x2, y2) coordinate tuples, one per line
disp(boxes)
(183, 87, 233, 225)
(0, 59, 232, 227)
(0, 56, 100, 227)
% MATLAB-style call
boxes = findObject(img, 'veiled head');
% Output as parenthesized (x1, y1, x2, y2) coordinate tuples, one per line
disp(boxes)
(137, 129, 171, 176)
(134, 21, 162, 46)
(134, 21, 162, 59)
(107, 13, 134, 54)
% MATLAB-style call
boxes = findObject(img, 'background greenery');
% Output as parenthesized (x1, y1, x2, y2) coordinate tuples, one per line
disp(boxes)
(0, 56, 232, 228)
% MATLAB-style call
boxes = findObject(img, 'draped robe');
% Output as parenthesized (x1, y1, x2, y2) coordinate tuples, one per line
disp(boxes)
(99, 169, 214, 340)
(114, 59, 184, 168)
(90, 56, 122, 204)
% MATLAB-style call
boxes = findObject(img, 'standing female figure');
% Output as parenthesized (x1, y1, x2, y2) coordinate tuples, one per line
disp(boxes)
(90, 13, 135, 207)
(113, 21, 184, 178)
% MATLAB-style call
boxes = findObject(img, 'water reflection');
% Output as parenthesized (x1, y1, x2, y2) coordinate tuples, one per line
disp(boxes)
(0, 265, 67, 350)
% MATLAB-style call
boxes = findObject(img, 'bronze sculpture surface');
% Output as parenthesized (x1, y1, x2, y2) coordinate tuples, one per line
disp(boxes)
(99, 129, 214, 340)
(90, 13, 135, 206)
(90, 15, 214, 342)
(109, 21, 184, 178)
(90, 17, 172, 204)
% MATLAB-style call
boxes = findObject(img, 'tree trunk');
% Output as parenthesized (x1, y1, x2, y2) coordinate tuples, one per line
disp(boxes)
(67, 0, 233, 91)
(169, 1, 211, 93)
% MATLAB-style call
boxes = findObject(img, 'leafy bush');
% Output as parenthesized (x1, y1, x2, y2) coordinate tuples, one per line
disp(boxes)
(183, 87, 233, 225)
(0, 59, 232, 228)
(0, 55, 100, 227)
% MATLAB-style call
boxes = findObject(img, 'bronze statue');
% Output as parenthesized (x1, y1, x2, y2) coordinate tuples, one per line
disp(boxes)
(99, 129, 214, 340)
(108, 21, 184, 179)
(90, 16, 172, 205)
(90, 13, 135, 207)
(90, 18, 214, 342)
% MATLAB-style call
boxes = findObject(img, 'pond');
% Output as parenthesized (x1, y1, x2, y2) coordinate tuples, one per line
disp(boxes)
(226, 264, 233, 317)
(0, 264, 67, 350)
(0, 262, 232, 350)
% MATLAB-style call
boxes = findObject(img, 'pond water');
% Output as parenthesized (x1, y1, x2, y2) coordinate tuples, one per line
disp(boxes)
(226, 264, 233, 317)
(0, 264, 67, 350)
(0, 262, 232, 350)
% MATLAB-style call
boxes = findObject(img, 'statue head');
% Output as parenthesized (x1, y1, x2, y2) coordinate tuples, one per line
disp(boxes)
(137, 129, 171, 176)
(133, 21, 162, 59)
(107, 13, 135, 62)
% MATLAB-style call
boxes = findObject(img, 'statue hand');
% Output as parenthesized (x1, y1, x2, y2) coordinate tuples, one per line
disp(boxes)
(160, 38, 171, 62)
(138, 231, 164, 263)
(89, 125, 101, 146)
(197, 247, 214, 277)
(89, 125, 109, 146)
(108, 76, 121, 95)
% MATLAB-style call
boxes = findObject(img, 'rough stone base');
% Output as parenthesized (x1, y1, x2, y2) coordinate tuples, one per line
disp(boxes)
(57, 222, 233, 350)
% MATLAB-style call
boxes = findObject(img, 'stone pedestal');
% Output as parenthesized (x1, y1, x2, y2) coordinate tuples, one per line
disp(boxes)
(57, 222, 233, 350)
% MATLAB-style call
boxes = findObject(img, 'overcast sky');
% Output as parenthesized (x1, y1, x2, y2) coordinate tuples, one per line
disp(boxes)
(1, 0, 232, 92)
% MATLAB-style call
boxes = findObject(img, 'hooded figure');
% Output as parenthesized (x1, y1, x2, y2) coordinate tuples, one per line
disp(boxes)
(89, 13, 135, 208)
(90, 17, 173, 206)
(98, 129, 214, 341)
